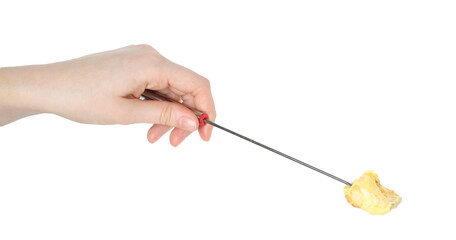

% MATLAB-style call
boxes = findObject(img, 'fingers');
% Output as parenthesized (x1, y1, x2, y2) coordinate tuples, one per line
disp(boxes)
(119, 47, 217, 145)
(155, 61, 217, 141)
(119, 97, 212, 146)
(147, 124, 192, 146)
(147, 124, 193, 146)
(198, 124, 213, 141)
(147, 124, 172, 143)
(119, 99, 199, 132)
(169, 128, 192, 147)
(121, 99, 200, 146)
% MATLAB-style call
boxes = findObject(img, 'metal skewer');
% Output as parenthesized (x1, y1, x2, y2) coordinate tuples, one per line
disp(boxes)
(204, 119, 352, 186)
(141, 89, 352, 186)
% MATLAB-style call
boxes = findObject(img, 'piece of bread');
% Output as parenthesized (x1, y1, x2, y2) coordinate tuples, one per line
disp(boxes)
(344, 170, 401, 215)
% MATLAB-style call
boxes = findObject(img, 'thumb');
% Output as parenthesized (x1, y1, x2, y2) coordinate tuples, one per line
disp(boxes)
(119, 99, 199, 132)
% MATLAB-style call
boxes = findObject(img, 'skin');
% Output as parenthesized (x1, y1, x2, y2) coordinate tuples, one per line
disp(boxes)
(0, 44, 216, 146)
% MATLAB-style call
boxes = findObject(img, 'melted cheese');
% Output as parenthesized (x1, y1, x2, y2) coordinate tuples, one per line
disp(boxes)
(344, 171, 401, 215)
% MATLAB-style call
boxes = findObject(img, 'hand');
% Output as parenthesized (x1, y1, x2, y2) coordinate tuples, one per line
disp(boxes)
(0, 45, 216, 146)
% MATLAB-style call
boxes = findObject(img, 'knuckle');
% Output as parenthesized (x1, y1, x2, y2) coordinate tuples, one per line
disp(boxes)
(195, 76, 211, 91)
(139, 46, 166, 63)
(150, 52, 167, 65)
(130, 44, 159, 57)
(127, 44, 166, 67)
(202, 77, 211, 88)
(159, 103, 174, 125)
(135, 44, 153, 50)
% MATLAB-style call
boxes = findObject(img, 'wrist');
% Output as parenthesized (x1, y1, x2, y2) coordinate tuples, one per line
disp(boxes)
(0, 66, 43, 126)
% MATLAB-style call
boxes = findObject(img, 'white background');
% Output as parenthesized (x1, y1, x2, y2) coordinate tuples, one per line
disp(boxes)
(1, 0, 455, 239)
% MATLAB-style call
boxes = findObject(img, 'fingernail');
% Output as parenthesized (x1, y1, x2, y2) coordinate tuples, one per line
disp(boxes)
(178, 117, 197, 131)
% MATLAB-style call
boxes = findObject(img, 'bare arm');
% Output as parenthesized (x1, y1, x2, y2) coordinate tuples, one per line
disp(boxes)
(0, 45, 216, 146)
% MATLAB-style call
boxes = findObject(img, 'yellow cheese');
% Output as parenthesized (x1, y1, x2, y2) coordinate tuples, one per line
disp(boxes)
(344, 171, 401, 215)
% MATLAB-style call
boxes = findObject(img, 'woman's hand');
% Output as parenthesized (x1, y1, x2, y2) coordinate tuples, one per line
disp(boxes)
(0, 45, 216, 146)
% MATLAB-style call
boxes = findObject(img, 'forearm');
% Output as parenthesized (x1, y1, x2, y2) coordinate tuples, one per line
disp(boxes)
(0, 66, 44, 126)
